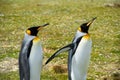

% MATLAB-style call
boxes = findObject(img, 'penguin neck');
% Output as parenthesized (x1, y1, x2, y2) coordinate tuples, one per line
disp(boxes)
(77, 30, 87, 37)
(24, 33, 36, 41)
(22, 33, 36, 46)
(73, 31, 87, 42)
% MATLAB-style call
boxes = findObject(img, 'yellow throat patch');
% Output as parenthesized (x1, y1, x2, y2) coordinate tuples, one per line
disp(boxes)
(83, 34, 90, 40)
(33, 37, 40, 42)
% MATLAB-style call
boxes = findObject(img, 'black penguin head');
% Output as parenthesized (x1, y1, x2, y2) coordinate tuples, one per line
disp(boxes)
(27, 27, 40, 36)
(26, 23, 49, 36)
(79, 17, 97, 33)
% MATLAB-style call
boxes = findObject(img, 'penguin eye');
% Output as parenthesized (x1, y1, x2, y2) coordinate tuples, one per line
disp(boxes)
(26, 30, 31, 35)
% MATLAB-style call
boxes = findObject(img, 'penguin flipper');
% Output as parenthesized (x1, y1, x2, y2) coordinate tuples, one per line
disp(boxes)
(45, 43, 74, 65)
(19, 40, 32, 80)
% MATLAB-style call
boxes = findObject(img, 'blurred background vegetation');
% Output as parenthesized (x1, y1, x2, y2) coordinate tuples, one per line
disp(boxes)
(0, 0, 120, 80)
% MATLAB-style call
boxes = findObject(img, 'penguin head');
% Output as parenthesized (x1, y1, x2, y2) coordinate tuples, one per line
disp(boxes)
(26, 23, 49, 36)
(78, 17, 97, 33)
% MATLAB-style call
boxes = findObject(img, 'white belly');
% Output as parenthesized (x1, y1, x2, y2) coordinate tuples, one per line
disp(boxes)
(29, 42, 43, 80)
(71, 38, 92, 80)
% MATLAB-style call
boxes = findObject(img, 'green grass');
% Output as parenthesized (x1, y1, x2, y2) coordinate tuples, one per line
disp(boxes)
(0, 0, 120, 80)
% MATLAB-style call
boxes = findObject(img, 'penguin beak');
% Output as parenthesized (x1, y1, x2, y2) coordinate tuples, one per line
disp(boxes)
(37, 23, 49, 31)
(87, 17, 97, 26)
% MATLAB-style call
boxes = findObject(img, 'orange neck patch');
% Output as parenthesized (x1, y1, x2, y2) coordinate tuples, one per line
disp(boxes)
(83, 34, 90, 39)
(33, 37, 40, 42)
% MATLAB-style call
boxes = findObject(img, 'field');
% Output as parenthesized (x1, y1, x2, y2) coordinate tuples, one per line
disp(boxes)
(0, 0, 120, 80)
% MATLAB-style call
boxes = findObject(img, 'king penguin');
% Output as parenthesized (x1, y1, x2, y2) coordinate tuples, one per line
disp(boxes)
(19, 23, 49, 80)
(45, 17, 97, 80)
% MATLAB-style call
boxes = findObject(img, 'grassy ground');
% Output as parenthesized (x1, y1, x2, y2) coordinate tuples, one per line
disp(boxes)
(0, 0, 120, 80)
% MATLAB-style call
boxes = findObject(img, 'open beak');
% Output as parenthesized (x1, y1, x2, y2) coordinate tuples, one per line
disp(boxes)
(37, 23, 49, 30)
(87, 17, 97, 26)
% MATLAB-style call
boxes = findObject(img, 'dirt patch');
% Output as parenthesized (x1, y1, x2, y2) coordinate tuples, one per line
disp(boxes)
(53, 65, 67, 74)
(103, 63, 120, 80)
(0, 57, 18, 73)
(104, 3, 120, 8)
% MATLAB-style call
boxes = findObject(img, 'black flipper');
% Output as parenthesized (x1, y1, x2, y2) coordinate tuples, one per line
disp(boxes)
(19, 40, 33, 80)
(68, 49, 74, 80)
(45, 36, 83, 80)
(45, 43, 74, 65)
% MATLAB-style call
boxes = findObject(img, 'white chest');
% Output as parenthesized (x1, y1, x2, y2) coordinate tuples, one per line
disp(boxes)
(29, 41, 43, 80)
(71, 38, 92, 80)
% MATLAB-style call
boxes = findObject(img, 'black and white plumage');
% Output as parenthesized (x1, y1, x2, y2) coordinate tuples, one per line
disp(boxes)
(45, 17, 96, 80)
(19, 23, 49, 80)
